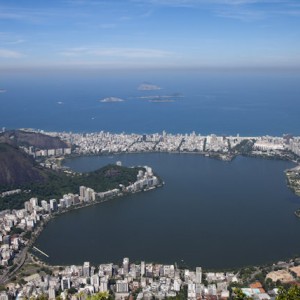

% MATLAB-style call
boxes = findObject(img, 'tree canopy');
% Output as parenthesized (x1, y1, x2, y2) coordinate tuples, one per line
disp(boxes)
(276, 285, 300, 300)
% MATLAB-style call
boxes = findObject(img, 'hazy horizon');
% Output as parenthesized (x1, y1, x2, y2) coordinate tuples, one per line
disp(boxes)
(1, 0, 300, 70)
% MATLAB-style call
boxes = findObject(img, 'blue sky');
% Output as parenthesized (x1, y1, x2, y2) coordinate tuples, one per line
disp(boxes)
(1, 0, 300, 69)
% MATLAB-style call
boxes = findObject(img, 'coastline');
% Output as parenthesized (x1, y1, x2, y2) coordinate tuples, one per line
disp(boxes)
(1, 130, 300, 293)
(0, 164, 163, 284)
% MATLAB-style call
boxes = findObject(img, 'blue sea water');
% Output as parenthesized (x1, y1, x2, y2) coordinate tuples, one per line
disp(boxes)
(0, 69, 300, 135)
(2, 68, 299, 268)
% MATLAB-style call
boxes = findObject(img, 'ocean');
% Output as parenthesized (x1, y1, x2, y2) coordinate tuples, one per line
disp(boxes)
(2, 68, 299, 268)
(1, 69, 300, 136)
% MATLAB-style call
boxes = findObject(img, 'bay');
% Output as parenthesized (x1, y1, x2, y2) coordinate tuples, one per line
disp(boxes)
(35, 153, 300, 269)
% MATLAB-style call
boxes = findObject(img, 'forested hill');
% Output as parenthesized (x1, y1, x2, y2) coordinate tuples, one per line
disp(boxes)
(0, 149, 142, 210)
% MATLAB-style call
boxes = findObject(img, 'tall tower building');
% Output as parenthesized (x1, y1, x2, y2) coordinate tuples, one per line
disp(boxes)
(123, 257, 129, 274)
(83, 261, 90, 277)
(141, 261, 145, 277)
(79, 186, 86, 201)
(196, 267, 202, 284)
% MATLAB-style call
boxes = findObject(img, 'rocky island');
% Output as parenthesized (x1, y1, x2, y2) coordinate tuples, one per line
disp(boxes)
(137, 83, 162, 91)
(99, 97, 124, 103)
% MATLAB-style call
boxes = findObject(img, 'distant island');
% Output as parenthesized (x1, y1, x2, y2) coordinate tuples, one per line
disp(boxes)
(138, 94, 183, 99)
(99, 97, 124, 103)
(0, 89, 7, 93)
(149, 99, 175, 103)
(138, 83, 162, 91)
(138, 93, 183, 102)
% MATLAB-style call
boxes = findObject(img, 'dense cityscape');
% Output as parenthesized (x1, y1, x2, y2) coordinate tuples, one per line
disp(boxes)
(2, 0, 300, 298)
(19, 129, 300, 160)
(0, 129, 299, 299)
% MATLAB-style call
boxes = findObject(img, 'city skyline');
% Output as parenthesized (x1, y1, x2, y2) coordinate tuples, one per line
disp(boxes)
(1, 0, 300, 70)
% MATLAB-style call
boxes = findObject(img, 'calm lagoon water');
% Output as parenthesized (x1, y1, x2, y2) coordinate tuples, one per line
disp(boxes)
(35, 153, 300, 269)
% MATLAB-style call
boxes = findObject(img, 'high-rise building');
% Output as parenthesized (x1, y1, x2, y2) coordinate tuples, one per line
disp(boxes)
(59, 198, 66, 208)
(196, 267, 202, 284)
(48, 287, 56, 300)
(0, 292, 9, 300)
(24, 201, 33, 213)
(100, 278, 108, 292)
(188, 282, 196, 300)
(141, 261, 145, 277)
(83, 261, 90, 277)
(73, 194, 80, 205)
(30, 197, 39, 207)
(50, 199, 58, 211)
(61, 277, 71, 291)
(41, 200, 48, 211)
(116, 280, 129, 293)
(91, 274, 99, 287)
(79, 186, 86, 201)
(123, 257, 129, 274)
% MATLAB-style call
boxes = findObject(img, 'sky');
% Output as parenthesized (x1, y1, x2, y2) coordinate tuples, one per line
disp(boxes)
(1, 0, 300, 69)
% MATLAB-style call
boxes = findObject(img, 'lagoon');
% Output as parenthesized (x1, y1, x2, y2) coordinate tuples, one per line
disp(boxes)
(35, 153, 300, 269)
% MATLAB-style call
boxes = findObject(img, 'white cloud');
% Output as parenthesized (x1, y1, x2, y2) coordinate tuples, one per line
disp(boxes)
(0, 12, 25, 20)
(60, 47, 173, 58)
(132, 0, 295, 5)
(131, 0, 300, 19)
(215, 7, 265, 20)
(5, 39, 25, 45)
(98, 23, 117, 29)
(0, 49, 23, 58)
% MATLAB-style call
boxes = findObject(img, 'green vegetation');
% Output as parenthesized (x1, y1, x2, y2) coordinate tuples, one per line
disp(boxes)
(10, 227, 24, 235)
(231, 139, 255, 155)
(85, 292, 111, 300)
(276, 285, 300, 300)
(23, 231, 32, 240)
(166, 285, 187, 300)
(286, 170, 300, 199)
(231, 288, 252, 300)
(0, 164, 143, 210)
(67, 287, 77, 295)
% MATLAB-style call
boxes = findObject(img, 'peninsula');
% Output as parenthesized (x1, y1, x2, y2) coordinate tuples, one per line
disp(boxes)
(11, 129, 300, 199)
(0, 158, 162, 285)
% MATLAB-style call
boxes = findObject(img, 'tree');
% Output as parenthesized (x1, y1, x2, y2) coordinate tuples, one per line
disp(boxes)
(232, 288, 253, 300)
(86, 291, 110, 300)
(35, 294, 48, 300)
(264, 278, 275, 291)
(276, 285, 300, 300)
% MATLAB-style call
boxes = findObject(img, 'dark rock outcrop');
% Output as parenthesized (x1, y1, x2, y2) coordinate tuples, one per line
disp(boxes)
(0, 143, 47, 186)
(0, 130, 68, 149)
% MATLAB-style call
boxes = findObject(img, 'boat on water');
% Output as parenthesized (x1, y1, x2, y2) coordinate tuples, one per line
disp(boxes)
(294, 209, 300, 218)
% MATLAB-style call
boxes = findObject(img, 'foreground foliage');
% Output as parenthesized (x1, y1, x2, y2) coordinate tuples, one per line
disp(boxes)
(276, 285, 300, 300)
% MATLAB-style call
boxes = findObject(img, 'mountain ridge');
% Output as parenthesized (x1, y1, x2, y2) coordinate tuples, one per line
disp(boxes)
(0, 143, 48, 187)
(0, 130, 68, 149)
